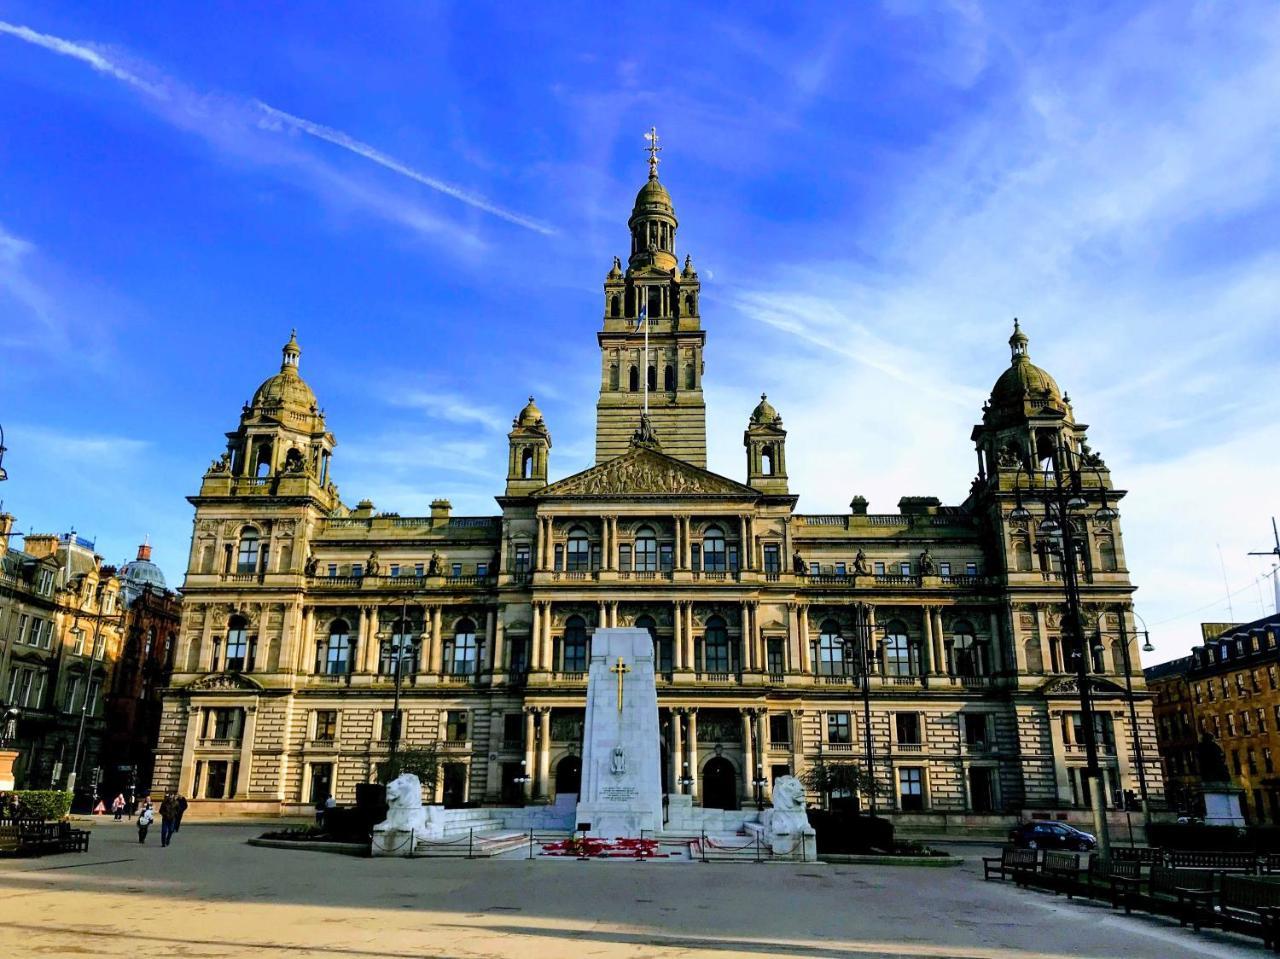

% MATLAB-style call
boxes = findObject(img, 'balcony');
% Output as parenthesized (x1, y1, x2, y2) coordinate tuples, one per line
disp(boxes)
(198, 737, 240, 748)
(440, 739, 471, 753)
(553, 671, 587, 683)
(895, 743, 924, 753)
(440, 671, 477, 685)
(697, 672, 737, 683)
(824, 742, 855, 753)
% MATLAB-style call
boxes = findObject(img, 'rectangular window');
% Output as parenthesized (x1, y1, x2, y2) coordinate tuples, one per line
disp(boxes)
(389, 564, 400, 578)
(874, 562, 886, 576)
(451, 563, 462, 578)
(503, 713, 523, 748)
(17, 614, 29, 644)
(1228, 715, 1237, 737)
(1267, 747, 1275, 774)
(1259, 708, 1268, 734)
(205, 760, 230, 800)
(352, 563, 363, 578)
(966, 562, 978, 576)
(809, 562, 820, 576)
(763, 544, 780, 574)
(1242, 711, 1252, 736)
(210, 707, 239, 740)
(379, 710, 399, 742)
(72, 628, 85, 655)
(660, 544, 674, 572)
(1233, 750, 1242, 775)
(939, 562, 951, 577)
(415, 562, 425, 577)
(728, 545, 739, 573)
(314, 710, 338, 741)
(328, 564, 338, 577)
(827, 712, 852, 744)
(42, 620, 53, 649)
(835, 562, 846, 576)
(963, 713, 989, 746)
(895, 713, 921, 745)
(553, 544, 564, 571)
(64, 677, 82, 713)
(86, 679, 101, 716)
(513, 546, 530, 574)
(767, 638, 785, 675)
(619, 544, 632, 572)
(446, 710, 468, 742)
(690, 544, 701, 572)
(899, 562, 912, 576)
(588, 546, 601, 572)
(769, 713, 790, 744)
(476, 563, 488, 578)
(92, 635, 105, 661)
(1249, 748, 1258, 774)
(1270, 666, 1278, 690)
(898, 767, 925, 811)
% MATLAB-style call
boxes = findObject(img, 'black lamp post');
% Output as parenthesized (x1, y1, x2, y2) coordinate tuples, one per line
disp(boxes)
(752, 764, 769, 810)
(849, 602, 880, 814)
(1101, 610, 1154, 827)
(387, 596, 414, 774)
(678, 761, 694, 794)
(1011, 434, 1117, 863)
(0, 422, 8, 482)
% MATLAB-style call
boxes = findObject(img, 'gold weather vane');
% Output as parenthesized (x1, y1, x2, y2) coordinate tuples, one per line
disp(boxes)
(611, 657, 631, 713)
(644, 126, 661, 178)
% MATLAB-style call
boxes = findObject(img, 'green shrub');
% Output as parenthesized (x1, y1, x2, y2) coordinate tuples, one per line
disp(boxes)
(808, 811, 895, 853)
(11, 790, 73, 820)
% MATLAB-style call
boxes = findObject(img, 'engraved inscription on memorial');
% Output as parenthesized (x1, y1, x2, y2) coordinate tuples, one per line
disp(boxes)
(601, 786, 638, 802)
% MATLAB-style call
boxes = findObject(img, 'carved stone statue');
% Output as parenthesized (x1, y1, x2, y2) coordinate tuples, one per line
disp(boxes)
(918, 548, 937, 576)
(853, 549, 870, 576)
(366, 550, 381, 577)
(612, 255, 622, 272)
(209, 451, 232, 474)
(792, 551, 808, 575)
(996, 444, 1021, 470)
(426, 552, 442, 577)
(630, 413, 662, 451)
(1080, 441, 1106, 468)
(758, 775, 814, 856)
(0, 709, 17, 747)
(282, 448, 306, 473)
(303, 553, 319, 577)
(371, 773, 428, 857)
(610, 745, 626, 776)
(1198, 733, 1232, 783)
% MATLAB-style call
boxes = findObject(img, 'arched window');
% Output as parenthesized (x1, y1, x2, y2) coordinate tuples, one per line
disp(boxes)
(236, 528, 260, 574)
(629, 366, 640, 392)
(610, 294, 621, 318)
(225, 616, 249, 671)
(451, 618, 477, 676)
(253, 440, 272, 478)
(144, 627, 155, 660)
(685, 361, 696, 389)
(648, 286, 662, 318)
(761, 446, 774, 476)
(702, 526, 727, 572)
(566, 527, 590, 572)
(704, 616, 730, 673)
(1011, 533, 1031, 572)
(635, 614, 657, 643)
(685, 293, 695, 314)
(521, 448, 534, 479)
(609, 364, 619, 390)
(664, 365, 675, 391)
(323, 620, 351, 675)
(634, 526, 658, 572)
(817, 619, 846, 676)
(950, 621, 983, 677)
(1098, 536, 1118, 572)
(562, 615, 588, 672)
(885, 621, 915, 677)
(647, 365, 657, 391)
(381, 618, 417, 676)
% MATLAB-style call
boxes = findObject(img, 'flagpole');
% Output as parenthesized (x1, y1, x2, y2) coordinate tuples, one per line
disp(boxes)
(643, 307, 649, 417)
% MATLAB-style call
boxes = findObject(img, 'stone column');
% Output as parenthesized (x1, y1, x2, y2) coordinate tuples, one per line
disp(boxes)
(933, 608, 947, 675)
(236, 703, 258, 798)
(429, 606, 443, 674)
(523, 709, 536, 802)
(1034, 606, 1049, 673)
(741, 709, 756, 801)
(798, 604, 811, 674)
(673, 602, 684, 669)
(738, 515, 748, 571)
(296, 607, 313, 673)
(610, 517, 620, 571)
(483, 609, 496, 674)
(687, 708, 700, 801)
(920, 607, 934, 676)
(756, 710, 771, 801)
(988, 610, 1002, 675)
(542, 601, 554, 671)
(609, 602, 618, 628)
(198, 610, 215, 672)
(752, 602, 764, 673)
(681, 517, 692, 569)
(740, 601, 752, 672)
(178, 703, 202, 796)
(530, 603, 542, 669)
(597, 601, 608, 631)
(417, 618, 431, 675)
(600, 516, 610, 571)
(746, 517, 756, 570)
(673, 516, 683, 569)
(492, 614, 505, 677)
(790, 709, 804, 780)
(537, 708, 552, 801)
(672, 708, 685, 791)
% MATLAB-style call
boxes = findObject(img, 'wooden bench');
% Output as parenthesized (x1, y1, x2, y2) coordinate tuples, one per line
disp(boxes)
(983, 847, 1039, 883)
(1149, 865, 1218, 931)
(1107, 859, 1144, 913)
(1041, 851, 1083, 898)
(0, 825, 20, 856)
(1219, 875, 1280, 949)
(1262, 853, 1280, 875)
(1111, 846, 1162, 867)
(58, 823, 90, 853)
(17, 823, 62, 856)
(1167, 850, 1258, 875)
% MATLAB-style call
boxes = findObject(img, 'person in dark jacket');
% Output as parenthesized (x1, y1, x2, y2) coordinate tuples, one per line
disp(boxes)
(159, 794, 178, 847)
(174, 794, 188, 832)
(137, 802, 154, 844)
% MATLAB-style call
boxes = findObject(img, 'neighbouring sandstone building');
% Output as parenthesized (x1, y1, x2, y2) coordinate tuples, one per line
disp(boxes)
(1147, 615, 1280, 823)
(154, 152, 1163, 824)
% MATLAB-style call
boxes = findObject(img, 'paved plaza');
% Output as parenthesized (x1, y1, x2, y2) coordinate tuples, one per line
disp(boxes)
(0, 821, 1263, 959)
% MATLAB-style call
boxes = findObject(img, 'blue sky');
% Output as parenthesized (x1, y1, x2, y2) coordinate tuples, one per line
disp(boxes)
(2, 2, 1279, 664)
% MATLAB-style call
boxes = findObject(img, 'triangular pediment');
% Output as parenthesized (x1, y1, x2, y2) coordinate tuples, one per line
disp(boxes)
(536, 447, 758, 499)
(186, 672, 263, 692)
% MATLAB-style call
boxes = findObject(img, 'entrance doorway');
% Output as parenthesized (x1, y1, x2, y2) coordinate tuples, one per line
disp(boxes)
(969, 767, 996, 812)
(442, 763, 467, 808)
(308, 763, 332, 804)
(701, 756, 738, 810)
(554, 755, 581, 796)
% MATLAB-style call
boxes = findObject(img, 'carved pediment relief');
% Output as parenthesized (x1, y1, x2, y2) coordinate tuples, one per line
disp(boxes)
(1040, 676, 1125, 698)
(536, 448, 756, 499)
(186, 672, 263, 692)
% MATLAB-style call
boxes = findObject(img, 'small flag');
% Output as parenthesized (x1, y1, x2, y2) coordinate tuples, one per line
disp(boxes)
(634, 304, 647, 332)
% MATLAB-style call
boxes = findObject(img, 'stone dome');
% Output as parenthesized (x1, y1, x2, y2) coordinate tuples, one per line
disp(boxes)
(633, 175, 673, 212)
(988, 321, 1064, 412)
(750, 393, 781, 426)
(120, 541, 166, 601)
(516, 396, 544, 428)
(251, 331, 318, 412)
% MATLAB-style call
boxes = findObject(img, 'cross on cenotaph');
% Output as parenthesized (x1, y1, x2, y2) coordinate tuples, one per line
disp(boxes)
(611, 656, 630, 713)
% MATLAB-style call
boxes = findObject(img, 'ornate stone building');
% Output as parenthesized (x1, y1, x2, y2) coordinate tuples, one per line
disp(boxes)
(154, 156, 1163, 823)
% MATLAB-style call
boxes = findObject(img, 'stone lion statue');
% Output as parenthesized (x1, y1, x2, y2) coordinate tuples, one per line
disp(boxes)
(375, 773, 427, 835)
(771, 775, 805, 812)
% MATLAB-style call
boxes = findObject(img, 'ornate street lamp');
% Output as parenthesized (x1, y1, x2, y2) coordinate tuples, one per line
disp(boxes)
(752, 764, 769, 810)
(678, 761, 694, 793)
(1012, 436, 1118, 863)
(0, 423, 8, 481)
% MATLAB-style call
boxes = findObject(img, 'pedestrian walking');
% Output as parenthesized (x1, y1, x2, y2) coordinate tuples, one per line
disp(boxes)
(314, 794, 326, 827)
(174, 794, 188, 832)
(137, 803, 154, 844)
(112, 793, 126, 821)
(159, 794, 177, 847)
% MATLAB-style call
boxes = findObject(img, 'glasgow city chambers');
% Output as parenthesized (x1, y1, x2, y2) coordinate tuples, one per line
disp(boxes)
(153, 153, 1164, 826)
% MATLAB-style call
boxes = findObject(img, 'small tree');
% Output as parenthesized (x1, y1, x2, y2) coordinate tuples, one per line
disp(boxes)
(379, 742, 441, 799)
(800, 761, 878, 811)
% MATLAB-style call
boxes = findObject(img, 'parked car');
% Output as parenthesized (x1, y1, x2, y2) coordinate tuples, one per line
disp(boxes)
(1009, 820, 1097, 851)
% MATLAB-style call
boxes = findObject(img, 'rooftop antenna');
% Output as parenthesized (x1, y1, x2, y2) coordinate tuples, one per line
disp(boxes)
(1248, 517, 1280, 616)
(1217, 543, 1234, 621)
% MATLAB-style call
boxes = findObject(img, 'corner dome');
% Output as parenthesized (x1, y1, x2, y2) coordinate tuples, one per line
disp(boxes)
(120, 540, 166, 599)
(750, 393, 781, 426)
(988, 320, 1065, 413)
(516, 396, 544, 428)
(634, 176, 672, 211)
(251, 331, 318, 413)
